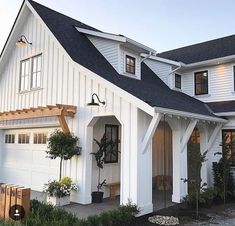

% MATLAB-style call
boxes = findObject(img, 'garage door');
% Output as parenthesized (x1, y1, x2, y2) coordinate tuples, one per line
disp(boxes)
(1, 127, 60, 191)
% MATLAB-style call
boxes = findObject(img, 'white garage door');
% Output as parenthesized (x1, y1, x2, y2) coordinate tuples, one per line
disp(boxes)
(1, 127, 60, 191)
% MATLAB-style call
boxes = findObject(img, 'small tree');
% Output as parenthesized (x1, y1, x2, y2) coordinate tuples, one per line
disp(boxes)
(47, 130, 80, 180)
(91, 134, 118, 192)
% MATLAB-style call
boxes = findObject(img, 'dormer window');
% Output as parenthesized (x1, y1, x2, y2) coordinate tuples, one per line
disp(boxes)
(175, 73, 181, 89)
(125, 55, 136, 75)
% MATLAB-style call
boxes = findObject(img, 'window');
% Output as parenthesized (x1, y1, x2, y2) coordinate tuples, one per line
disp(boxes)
(104, 125, 119, 163)
(194, 71, 208, 95)
(19, 54, 42, 92)
(34, 133, 47, 144)
(190, 128, 200, 144)
(20, 59, 30, 92)
(31, 55, 42, 89)
(175, 73, 181, 89)
(5, 134, 15, 144)
(222, 130, 235, 165)
(125, 55, 135, 74)
(18, 134, 30, 144)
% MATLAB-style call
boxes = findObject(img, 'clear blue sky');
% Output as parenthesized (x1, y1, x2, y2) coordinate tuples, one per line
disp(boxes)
(1, 0, 235, 53)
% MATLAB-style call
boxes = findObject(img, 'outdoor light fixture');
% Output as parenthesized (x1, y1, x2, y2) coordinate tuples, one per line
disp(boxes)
(87, 93, 105, 107)
(16, 35, 32, 47)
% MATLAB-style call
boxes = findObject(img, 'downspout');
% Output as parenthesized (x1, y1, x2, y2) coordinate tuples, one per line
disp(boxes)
(169, 64, 182, 75)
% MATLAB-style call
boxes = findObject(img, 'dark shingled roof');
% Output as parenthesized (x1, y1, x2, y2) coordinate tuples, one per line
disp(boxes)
(28, 0, 219, 118)
(158, 35, 235, 64)
(207, 100, 235, 113)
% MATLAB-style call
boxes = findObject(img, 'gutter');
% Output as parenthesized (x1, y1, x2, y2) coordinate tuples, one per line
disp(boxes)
(154, 107, 227, 123)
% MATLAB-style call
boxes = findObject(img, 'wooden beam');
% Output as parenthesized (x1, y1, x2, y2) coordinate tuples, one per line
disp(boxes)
(181, 119, 197, 152)
(141, 113, 162, 154)
(203, 123, 222, 153)
(58, 115, 70, 133)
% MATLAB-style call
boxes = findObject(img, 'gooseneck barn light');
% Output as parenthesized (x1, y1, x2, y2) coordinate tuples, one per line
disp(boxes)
(87, 93, 105, 107)
(16, 35, 32, 47)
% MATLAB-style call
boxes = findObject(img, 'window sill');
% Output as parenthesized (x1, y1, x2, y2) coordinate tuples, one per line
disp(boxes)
(18, 88, 43, 95)
(194, 94, 211, 98)
(172, 87, 182, 92)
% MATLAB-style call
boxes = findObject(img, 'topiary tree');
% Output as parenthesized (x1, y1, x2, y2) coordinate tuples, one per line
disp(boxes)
(46, 130, 81, 180)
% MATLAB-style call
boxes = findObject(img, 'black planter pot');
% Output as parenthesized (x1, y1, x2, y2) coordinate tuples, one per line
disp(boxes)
(91, 191, 104, 203)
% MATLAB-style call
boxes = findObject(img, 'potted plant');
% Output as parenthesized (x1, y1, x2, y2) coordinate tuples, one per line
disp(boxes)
(44, 176, 78, 206)
(91, 135, 117, 203)
(46, 130, 81, 180)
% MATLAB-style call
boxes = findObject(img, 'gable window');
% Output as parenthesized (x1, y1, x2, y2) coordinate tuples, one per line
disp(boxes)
(194, 71, 208, 95)
(104, 125, 119, 163)
(222, 130, 235, 165)
(175, 73, 181, 89)
(125, 55, 136, 75)
(19, 54, 42, 92)
(20, 59, 30, 92)
(31, 55, 42, 89)
(34, 133, 47, 144)
(5, 134, 15, 144)
(18, 134, 30, 144)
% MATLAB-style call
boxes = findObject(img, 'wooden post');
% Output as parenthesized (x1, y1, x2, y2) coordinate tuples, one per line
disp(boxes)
(16, 188, 31, 218)
(5, 185, 15, 220)
(0, 184, 7, 219)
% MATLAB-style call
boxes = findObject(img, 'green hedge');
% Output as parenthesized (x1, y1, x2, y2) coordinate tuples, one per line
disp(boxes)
(0, 200, 139, 226)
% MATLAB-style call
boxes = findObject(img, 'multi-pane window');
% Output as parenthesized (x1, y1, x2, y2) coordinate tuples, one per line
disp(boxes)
(19, 54, 42, 92)
(222, 130, 235, 165)
(5, 134, 15, 144)
(104, 125, 119, 163)
(194, 71, 208, 95)
(190, 128, 200, 144)
(125, 55, 135, 74)
(18, 134, 30, 144)
(31, 55, 42, 89)
(175, 73, 181, 89)
(20, 59, 30, 92)
(34, 133, 47, 144)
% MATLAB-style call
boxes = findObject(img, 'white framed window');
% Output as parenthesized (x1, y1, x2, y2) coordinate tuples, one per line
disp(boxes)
(31, 54, 42, 89)
(33, 133, 47, 144)
(19, 59, 30, 92)
(5, 134, 15, 144)
(18, 134, 30, 144)
(19, 54, 42, 92)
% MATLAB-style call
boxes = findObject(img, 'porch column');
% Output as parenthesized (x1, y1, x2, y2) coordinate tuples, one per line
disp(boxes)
(0, 130, 3, 182)
(171, 129, 188, 202)
(120, 107, 153, 216)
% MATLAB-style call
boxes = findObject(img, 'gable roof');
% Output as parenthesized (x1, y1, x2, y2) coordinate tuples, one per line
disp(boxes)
(15, 1, 221, 120)
(158, 35, 235, 64)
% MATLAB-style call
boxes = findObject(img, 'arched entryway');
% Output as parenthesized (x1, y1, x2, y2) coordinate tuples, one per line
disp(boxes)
(152, 121, 173, 210)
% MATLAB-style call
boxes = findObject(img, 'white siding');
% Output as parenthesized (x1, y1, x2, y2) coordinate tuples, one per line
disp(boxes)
(145, 59, 172, 86)
(182, 62, 235, 102)
(88, 36, 120, 73)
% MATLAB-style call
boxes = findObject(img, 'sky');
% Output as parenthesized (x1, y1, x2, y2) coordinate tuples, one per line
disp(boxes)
(1, 0, 235, 53)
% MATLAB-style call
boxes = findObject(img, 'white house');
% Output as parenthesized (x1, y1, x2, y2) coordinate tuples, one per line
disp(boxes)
(0, 0, 233, 216)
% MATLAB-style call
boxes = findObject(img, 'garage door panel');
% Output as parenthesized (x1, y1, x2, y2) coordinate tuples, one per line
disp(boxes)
(2, 128, 60, 191)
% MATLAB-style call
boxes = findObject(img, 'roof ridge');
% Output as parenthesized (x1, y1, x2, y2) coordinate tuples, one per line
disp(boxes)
(158, 33, 235, 55)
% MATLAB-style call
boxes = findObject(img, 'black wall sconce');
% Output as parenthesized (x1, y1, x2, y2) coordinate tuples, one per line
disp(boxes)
(16, 35, 32, 47)
(87, 93, 105, 107)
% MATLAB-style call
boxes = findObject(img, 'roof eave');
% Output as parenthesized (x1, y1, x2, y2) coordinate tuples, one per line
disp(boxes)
(154, 106, 227, 123)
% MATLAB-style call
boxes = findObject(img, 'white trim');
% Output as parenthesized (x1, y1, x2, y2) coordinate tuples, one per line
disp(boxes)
(141, 54, 182, 67)
(154, 107, 227, 123)
(215, 112, 235, 116)
(76, 27, 126, 42)
(0, 122, 59, 130)
(76, 27, 156, 53)
(180, 120, 197, 152)
(141, 113, 162, 154)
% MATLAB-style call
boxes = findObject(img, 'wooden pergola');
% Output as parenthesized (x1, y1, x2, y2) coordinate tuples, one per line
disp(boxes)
(0, 104, 77, 133)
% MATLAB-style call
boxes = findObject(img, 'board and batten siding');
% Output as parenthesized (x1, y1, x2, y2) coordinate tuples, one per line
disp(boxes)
(144, 59, 172, 86)
(0, 8, 154, 212)
(182, 62, 235, 102)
